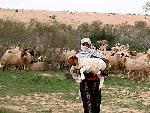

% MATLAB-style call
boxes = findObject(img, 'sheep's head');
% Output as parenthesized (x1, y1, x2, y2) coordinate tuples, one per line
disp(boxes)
(97, 40, 108, 46)
(67, 55, 78, 66)
(21, 50, 28, 58)
(115, 43, 121, 47)
(129, 51, 137, 56)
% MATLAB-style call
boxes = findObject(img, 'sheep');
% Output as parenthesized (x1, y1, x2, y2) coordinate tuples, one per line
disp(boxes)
(136, 49, 150, 62)
(111, 44, 129, 53)
(99, 44, 108, 51)
(123, 57, 149, 81)
(68, 56, 109, 100)
(104, 51, 120, 70)
(1, 51, 23, 71)
(0, 48, 33, 71)
(0, 60, 2, 68)
(60, 49, 76, 69)
(5, 46, 21, 54)
(67, 56, 108, 86)
(97, 40, 108, 46)
(21, 50, 32, 71)
(28, 62, 44, 71)
(1, 50, 32, 70)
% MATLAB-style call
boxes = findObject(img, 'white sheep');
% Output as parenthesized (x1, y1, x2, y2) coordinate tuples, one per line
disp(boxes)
(67, 56, 108, 88)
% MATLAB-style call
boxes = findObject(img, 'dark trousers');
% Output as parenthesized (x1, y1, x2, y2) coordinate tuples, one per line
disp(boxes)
(80, 78, 101, 113)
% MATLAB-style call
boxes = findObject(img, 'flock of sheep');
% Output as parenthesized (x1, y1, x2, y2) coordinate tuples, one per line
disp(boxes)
(97, 40, 150, 81)
(0, 46, 44, 71)
(0, 40, 149, 81)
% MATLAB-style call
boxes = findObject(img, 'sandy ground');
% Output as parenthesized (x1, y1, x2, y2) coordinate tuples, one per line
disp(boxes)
(0, 8, 149, 28)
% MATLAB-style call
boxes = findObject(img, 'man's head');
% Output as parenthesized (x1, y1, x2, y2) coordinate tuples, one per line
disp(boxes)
(81, 38, 91, 45)
(80, 38, 92, 52)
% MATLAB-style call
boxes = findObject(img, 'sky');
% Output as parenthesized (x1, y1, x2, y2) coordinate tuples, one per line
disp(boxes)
(0, 0, 149, 14)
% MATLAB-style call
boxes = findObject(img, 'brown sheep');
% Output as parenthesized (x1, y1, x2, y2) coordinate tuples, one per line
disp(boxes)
(28, 62, 44, 71)
(1, 51, 23, 71)
(21, 50, 32, 71)
(123, 57, 149, 81)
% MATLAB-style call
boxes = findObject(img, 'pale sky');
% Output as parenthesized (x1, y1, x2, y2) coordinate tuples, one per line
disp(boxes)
(0, 0, 149, 14)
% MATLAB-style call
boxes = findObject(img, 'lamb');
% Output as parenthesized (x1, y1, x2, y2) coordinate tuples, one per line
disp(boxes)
(67, 56, 108, 88)
(68, 56, 109, 100)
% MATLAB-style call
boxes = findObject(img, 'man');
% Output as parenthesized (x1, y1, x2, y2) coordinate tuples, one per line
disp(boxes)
(76, 38, 105, 59)
(74, 38, 107, 113)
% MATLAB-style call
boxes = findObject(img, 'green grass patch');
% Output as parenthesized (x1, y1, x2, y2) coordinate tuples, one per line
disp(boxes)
(0, 107, 21, 113)
(0, 70, 78, 97)
(105, 75, 150, 89)
(0, 70, 149, 112)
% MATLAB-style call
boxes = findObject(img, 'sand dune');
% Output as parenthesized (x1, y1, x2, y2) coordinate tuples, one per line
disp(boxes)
(0, 8, 149, 28)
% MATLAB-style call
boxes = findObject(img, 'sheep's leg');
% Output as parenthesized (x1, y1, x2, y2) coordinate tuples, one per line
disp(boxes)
(70, 67, 81, 84)
(99, 76, 104, 89)
(80, 73, 85, 80)
(76, 89, 81, 100)
(70, 66, 76, 77)
(77, 75, 81, 84)
(70, 67, 81, 100)
(80, 68, 85, 80)
(127, 71, 130, 78)
(141, 71, 144, 82)
(3, 65, 6, 71)
(138, 71, 141, 80)
(70, 66, 74, 74)
(131, 71, 135, 80)
(123, 69, 126, 74)
(80, 66, 90, 80)
(15, 65, 18, 71)
(24, 65, 29, 71)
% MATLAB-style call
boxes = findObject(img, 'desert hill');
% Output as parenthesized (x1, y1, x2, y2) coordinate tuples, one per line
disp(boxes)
(0, 8, 149, 28)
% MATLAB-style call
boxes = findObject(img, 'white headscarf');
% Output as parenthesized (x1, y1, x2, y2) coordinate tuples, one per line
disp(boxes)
(76, 38, 105, 58)
(81, 38, 91, 44)
(80, 38, 92, 52)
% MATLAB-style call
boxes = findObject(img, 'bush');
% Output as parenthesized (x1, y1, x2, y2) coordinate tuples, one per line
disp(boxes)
(134, 21, 147, 29)
(43, 48, 64, 71)
(0, 19, 150, 71)
(0, 19, 79, 56)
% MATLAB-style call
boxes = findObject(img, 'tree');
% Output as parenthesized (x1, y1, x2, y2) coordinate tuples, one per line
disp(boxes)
(143, 1, 150, 13)
(143, 1, 150, 21)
